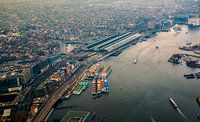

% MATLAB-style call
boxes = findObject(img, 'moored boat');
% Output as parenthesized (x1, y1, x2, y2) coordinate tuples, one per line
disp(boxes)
(194, 50, 200, 54)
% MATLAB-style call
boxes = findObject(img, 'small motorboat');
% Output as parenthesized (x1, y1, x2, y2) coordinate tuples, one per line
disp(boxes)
(133, 58, 138, 64)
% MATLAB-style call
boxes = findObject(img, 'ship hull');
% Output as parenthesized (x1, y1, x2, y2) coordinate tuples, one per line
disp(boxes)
(169, 98, 178, 108)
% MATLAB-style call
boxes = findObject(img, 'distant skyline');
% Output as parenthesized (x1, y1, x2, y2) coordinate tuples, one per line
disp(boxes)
(0, 0, 198, 7)
(0, 0, 190, 4)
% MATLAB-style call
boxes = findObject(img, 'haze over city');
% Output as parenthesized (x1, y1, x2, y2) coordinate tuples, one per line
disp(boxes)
(0, 0, 200, 122)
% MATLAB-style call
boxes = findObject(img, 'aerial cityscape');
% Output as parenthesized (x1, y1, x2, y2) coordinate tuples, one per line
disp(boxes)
(0, 0, 200, 121)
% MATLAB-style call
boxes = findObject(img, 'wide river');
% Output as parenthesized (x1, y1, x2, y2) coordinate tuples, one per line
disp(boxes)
(49, 25, 200, 122)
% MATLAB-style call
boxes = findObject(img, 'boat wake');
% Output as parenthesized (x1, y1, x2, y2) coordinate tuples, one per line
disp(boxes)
(169, 98, 190, 121)
(135, 41, 155, 61)
(176, 108, 190, 121)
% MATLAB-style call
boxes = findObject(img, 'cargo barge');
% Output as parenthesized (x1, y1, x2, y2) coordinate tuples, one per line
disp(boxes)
(101, 79, 109, 93)
(73, 80, 89, 95)
(110, 50, 122, 56)
(92, 78, 109, 95)
(90, 65, 111, 98)
(92, 78, 98, 95)
(73, 86, 83, 95)
(88, 64, 101, 78)
(79, 79, 89, 90)
(100, 66, 112, 79)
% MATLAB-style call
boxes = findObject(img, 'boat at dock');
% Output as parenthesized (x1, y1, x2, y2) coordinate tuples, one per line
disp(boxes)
(88, 64, 101, 78)
(92, 78, 109, 95)
(179, 46, 192, 51)
(183, 73, 195, 79)
(186, 61, 200, 68)
(100, 66, 112, 79)
(111, 50, 122, 56)
(169, 98, 178, 109)
(73, 79, 89, 95)
(79, 79, 89, 90)
(193, 50, 200, 54)
(97, 79, 101, 94)
(173, 25, 182, 33)
(91, 65, 111, 97)
(101, 79, 109, 93)
(195, 72, 200, 79)
(73, 86, 83, 95)
(92, 79, 98, 95)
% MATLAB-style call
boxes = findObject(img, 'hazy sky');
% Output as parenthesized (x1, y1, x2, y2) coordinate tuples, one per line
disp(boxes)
(0, 0, 178, 4)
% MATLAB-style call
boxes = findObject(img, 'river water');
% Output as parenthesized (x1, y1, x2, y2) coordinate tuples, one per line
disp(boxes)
(49, 25, 200, 122)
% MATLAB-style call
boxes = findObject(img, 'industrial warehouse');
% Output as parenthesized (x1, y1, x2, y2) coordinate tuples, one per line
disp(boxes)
(84, 32, 141, 53)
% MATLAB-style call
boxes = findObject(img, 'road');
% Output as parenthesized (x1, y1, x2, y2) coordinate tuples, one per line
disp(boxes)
(23, 60, 66, 101)
(0, 60, 67, 109)
(32, 64, 90, 122)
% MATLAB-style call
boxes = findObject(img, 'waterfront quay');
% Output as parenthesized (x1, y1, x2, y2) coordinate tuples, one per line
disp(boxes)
(0, 25, 184, 121)
(0, 22, 154, 122)
(0, 24, 198, 121)
(82, 31, 155, 62)
(32, 61, 112, 122)
(48, 25, 200, 122)
(1, 0, 200, 121)
(31, 64, 91, 122)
